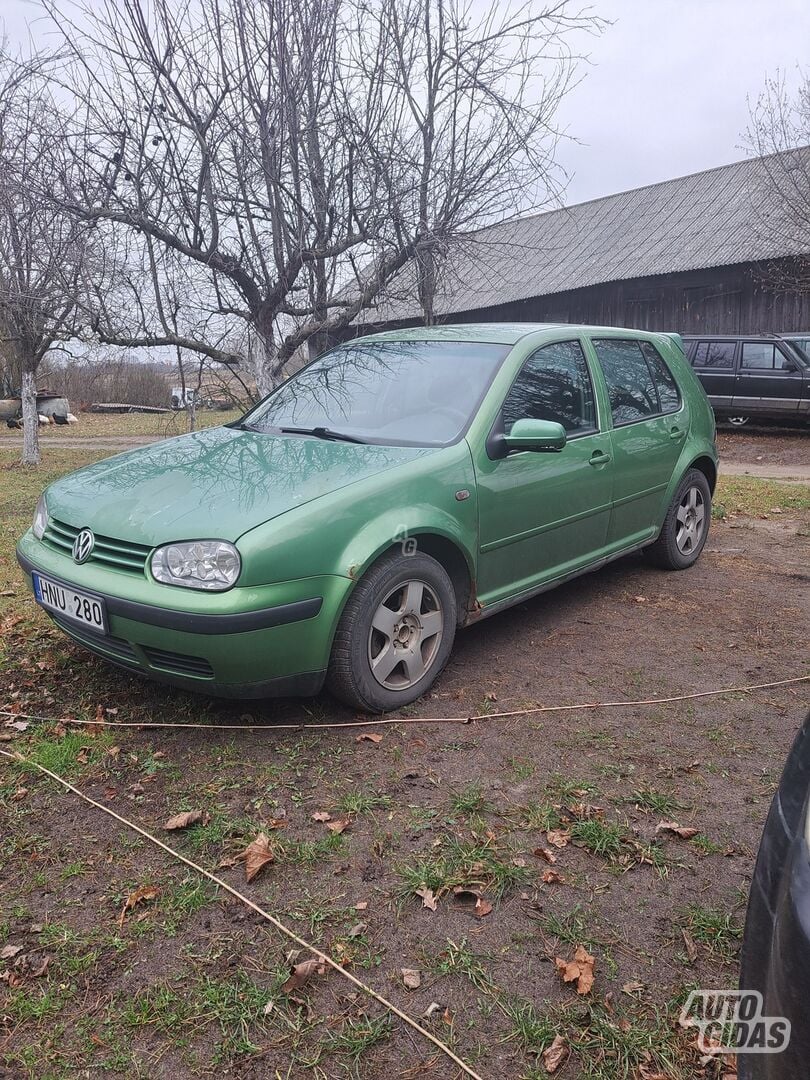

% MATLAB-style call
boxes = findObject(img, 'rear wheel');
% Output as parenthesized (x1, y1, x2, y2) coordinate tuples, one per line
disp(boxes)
(728, 415, 750, 427)
(645, 468, 712, 570)
(327, 551, 457, 712)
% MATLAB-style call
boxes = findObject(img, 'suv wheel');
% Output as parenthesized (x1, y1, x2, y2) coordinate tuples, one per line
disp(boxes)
(728, 415, 750, 427)
(327, 551, 457, 712)
(645, 468, 712, 570)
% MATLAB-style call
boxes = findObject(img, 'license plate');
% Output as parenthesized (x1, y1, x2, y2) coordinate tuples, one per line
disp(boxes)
(32, 572, 107, 634)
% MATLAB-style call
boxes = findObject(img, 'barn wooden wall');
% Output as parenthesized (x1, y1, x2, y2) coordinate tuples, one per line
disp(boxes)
(334, 257, 810, 346)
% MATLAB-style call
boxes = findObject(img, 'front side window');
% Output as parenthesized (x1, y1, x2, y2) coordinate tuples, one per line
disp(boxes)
(239, 340, 510, 447)
(502, 340, 597, 436)
(591, 339, 658, 425)
(741, 342, 778, 370)
(693, 341, 735, 369)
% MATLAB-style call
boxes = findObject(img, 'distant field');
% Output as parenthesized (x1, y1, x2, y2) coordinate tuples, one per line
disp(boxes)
(0, 408, 243, 439)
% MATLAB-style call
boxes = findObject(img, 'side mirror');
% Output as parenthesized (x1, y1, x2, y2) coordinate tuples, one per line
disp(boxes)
(502, 418, 567, 453)
(782, 356, 800, 373)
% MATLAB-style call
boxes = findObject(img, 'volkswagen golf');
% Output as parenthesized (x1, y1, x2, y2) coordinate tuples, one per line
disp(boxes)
(17, 324, 718, 712)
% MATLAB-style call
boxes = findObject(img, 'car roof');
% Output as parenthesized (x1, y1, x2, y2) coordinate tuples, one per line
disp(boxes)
(681, 333, 784, 340)
(356, 323, 670, 346)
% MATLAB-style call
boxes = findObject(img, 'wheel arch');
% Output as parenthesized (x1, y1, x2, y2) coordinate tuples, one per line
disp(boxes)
(688, 454, 717, 494)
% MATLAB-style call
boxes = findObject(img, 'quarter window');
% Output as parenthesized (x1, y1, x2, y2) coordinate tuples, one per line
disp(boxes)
(502, 341, 596, 436)
(693, 341, 735, 369)
(592, 339, 658, 424)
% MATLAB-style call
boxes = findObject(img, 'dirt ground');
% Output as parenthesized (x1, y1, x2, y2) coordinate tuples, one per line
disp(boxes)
(717, 426, 809, 468)
(1, 443, 809, 1079)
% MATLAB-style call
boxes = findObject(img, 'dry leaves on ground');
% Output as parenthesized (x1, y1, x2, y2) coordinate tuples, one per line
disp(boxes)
(401, 968, 422, 990)
(281, 957, 326, 994)
(415, 887, 438, 911)
(547, 829, 571, 849)
(554, 945, 595, 995)
(241, 833, 274, 882)
(164, 810, 210, 831)
(355, 732, 383, 744)
(542, 1034, 569, 1074)
(119, 884, 159, 927)
(656, 820, 700, 839)
(452, 887, 493, 917)
(325, 818, 351, 834)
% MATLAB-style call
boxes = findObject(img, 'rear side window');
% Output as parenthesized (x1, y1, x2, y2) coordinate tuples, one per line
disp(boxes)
(502, 340, 596, 435)
(640, 341, 680, 412)
(591, 339, 658, 424)
(692, 341, 735, 369)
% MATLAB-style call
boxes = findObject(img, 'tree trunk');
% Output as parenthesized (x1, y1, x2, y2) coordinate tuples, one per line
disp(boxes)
(254, 323, 283, 397)
(21, 368, 40, 466)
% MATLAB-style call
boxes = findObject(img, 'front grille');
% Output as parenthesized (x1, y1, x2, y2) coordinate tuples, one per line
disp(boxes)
(141, 645, 214, 679)
(51, 614, 139, 666)
(43, 518, 151, 575)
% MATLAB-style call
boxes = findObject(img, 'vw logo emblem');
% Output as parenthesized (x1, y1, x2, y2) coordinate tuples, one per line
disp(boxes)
(72, 528, 95, 564)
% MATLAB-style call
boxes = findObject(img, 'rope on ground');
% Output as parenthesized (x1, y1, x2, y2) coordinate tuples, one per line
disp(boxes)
(0, 746, 484, 1080)
(1, 674, 808, 733)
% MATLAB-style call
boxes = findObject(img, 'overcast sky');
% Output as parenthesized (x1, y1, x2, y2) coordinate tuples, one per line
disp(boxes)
(3, 0, 809, 209)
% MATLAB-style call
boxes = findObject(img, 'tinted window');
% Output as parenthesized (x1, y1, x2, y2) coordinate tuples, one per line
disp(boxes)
(640, 341, 680, 412)
(502, 341, 596, 435)
(592, 339, 658, 424)
(741, 343, 778, 370)
(242, 340, 509, 447)
(693, 341, 735, 369)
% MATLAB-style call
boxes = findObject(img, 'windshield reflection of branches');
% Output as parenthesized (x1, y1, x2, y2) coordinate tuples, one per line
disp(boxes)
(246, 340, 508, 443)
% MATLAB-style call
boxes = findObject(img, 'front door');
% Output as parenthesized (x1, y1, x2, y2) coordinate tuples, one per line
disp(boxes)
(589, 337, 689, 548)
(733, 341, 804, 416)
(474, 339, 614, 607)
(688, 339, 737, 414)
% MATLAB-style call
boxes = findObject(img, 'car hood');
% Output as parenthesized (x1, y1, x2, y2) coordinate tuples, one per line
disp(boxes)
(45, 426, 435, 546)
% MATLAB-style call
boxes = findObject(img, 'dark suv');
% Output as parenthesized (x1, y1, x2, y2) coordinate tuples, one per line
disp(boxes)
(682, 334, 809, 427)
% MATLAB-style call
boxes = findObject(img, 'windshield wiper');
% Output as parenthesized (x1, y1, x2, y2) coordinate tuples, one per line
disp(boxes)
(277, 425, 367, 444)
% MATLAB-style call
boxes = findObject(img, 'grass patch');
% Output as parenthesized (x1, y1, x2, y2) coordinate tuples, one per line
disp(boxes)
(432, 938, 498, 993)
(449, 781, 493, 817)
(627, 787, 683, 816)
(683, 904, 742, 963)
(569, 818, 627, 859)
(714, 476, 810, 517)
(398, 834, 532, 902)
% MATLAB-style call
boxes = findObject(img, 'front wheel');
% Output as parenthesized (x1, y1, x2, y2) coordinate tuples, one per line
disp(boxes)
(644, 468, 712, 570)
(728, 415, 750, 427)
(327, 551, 457, 712)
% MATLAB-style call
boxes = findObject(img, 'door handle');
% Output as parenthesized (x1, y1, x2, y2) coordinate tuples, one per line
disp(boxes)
(589, 450, 611, 466)
(669, 426, 686, 441)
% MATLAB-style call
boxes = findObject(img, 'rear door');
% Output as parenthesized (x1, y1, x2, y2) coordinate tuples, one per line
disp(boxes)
(688, 339, 737, 413)
(589, 337, 688, 549)
(733, 341, 804, 416)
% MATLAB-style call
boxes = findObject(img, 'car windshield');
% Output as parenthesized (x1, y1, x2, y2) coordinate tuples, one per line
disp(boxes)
(787, 338, 810, 363)
(239, 339, 511, 446)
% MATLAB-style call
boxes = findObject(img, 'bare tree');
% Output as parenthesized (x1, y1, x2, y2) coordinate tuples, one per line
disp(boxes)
(48, 0, 599, 393)
(746, 71, 810, 293)
(0, 48, 92, 464)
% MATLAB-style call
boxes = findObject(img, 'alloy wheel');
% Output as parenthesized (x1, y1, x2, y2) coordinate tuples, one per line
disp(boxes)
(675, 485, 706, 555)
(728, 416, 750, 427)
(367, 579, 443, 690)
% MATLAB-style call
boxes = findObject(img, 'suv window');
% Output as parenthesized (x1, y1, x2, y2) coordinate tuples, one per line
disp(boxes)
(591, 339, 660, 425)
(741, 342, 793, 371)
(692, 340, 735, 369)
(502, 340, 596, 436)
(640, 341, 680, 412)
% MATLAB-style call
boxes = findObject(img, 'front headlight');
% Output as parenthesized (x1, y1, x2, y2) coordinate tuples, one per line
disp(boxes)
(32, 494, 48, 540)
(151, 540, 241, 591)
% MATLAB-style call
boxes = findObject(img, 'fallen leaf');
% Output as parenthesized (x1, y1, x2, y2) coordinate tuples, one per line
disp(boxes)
(10, 787, 28, 802)
(354, 901, 368, 911)
(415, 887, 437, 911)
(281, 957, 326, 994)
(311, 811, 331, 822)
(475, 896, 493, 917)
(119, 885, 159, 928)
(555, 945, 595, 995)
(355, 732, 383, 744)
(622, 979, 646, 996)
(347, 922, 366, 938)
(164, 810, 209, 831)
(0, 945, 23, 960)
(547, 829, 570, 849)
(682, 928, 698, 962)
(656, 820, 700, 840)
(442, 1006, 454, 1025)
(452, 887, 493, 917)
(27, 955, 50, 978)
(325, 818, 351, 834)
(401, 967, 421, 989)
(542, 1034, 569, 1074)
(422, 1001, 443, 1019)
(542, 868, 565, 884)
(533, 846, 557, 863)
(242, 833, 274, 882)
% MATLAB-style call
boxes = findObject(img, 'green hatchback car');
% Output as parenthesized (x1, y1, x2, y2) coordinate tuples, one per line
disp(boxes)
(17, 324, 717, 711)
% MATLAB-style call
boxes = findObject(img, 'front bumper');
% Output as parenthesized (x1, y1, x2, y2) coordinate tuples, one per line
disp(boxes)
(16, 533, 352, 698)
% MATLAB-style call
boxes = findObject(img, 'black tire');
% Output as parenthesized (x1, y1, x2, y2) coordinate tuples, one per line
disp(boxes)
(644, 468, 712, 570)
(327, 550, 457, 712)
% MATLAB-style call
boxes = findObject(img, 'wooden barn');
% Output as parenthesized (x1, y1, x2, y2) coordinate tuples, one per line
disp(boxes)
(341, 151, 810, 339)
